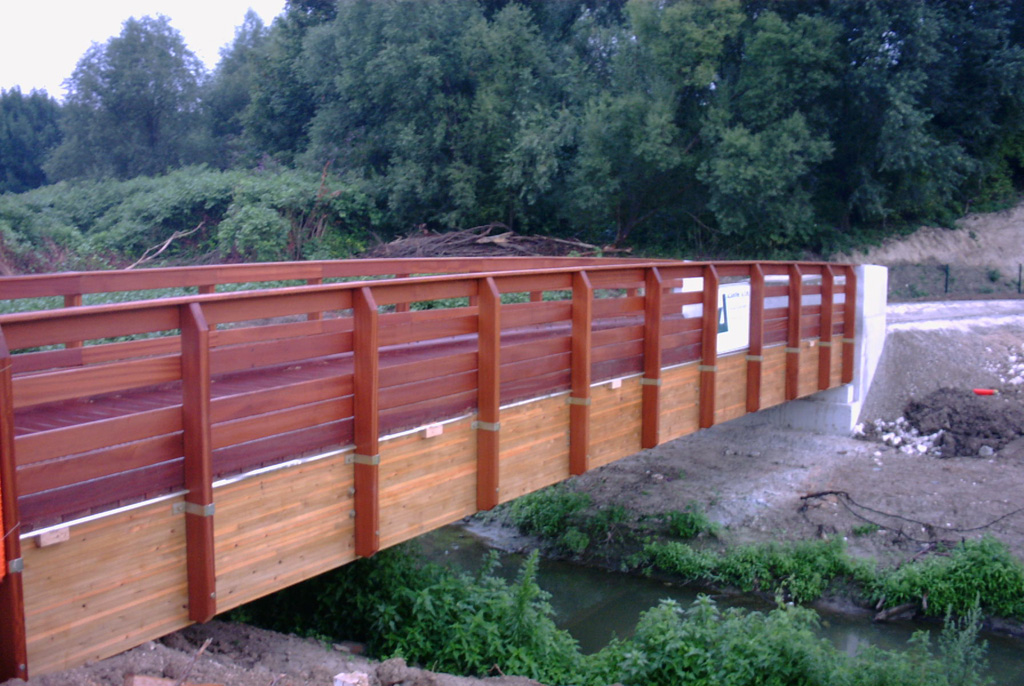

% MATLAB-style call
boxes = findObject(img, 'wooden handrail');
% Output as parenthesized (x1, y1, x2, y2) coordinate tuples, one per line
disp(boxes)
(0, 257, 861, 680)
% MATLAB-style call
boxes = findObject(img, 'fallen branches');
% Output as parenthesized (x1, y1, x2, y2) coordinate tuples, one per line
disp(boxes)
(359, 224, 628, 259)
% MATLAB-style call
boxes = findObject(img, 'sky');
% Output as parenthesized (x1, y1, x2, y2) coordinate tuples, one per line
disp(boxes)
(0, 1, 288, 100)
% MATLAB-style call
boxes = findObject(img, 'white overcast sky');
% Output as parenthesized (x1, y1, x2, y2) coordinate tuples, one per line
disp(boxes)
(0, 1, 288, 100)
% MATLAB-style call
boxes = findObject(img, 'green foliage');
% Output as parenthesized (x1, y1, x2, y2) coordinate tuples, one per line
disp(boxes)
(640, 537, 872, 604)
(852, 523, 882, 537)
(235, 546, 582, 683)
(666, 501, 719, 539)
(874, 537, 1024, 619)
(0, 88, 62, 194)
(46, 16, 210, 181)
(505, 484, 630, 557)
(0, 167, 376, 271)
(236, 543, 993, 686)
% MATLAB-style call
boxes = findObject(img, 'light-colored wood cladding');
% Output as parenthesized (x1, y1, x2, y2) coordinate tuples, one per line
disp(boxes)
(21, 499, 189, 675)
(379, 419, 477, 549)
(498, 394, 571, 502)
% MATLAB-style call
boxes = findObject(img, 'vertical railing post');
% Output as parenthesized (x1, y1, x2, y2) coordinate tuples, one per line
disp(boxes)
(842, 266, 857, 385)
(699, 265, 719, 429)
(641, 267, 663, 449)
(569, 271, 593, 476)
(746, 264, 765, 413)
(64, 294, 84, 349)
(353, 287, 380, 557)
(306, 278, 323, 321)
(785, 264, 803, 400)
(476, 278, 501, 510)
(818, 266, 835, 391)
(394, 275, 410, 313)
(181, 303, 216, 623)
(0, 328, 27, 682)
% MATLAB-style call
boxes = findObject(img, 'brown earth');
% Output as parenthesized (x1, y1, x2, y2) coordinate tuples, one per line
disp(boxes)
(8, 205, 1024, 686)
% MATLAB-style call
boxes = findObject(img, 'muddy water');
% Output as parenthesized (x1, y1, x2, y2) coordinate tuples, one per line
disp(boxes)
(417, 526, 1024, 685)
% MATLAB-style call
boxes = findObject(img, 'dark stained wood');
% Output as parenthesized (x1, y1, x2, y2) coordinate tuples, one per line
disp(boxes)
(642, 268, 663, 449)
(699, 265, 719, 429)
(786, 265, 803, 401)
(15, 355, 181, 410)
(62, 294, 84, 349)
(819, 266, 835, 391)
(501, 301, 572, 329)
(181, 303, 216, 623)
(569, 271, 593, 476)
(477, 277, 501, 510)
(353, 287, 380, 557)
(746, 263, 765, 413)
(0, 328, 28, 682)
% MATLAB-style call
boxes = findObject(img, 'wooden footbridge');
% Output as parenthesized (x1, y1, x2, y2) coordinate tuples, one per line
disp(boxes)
(0, 257, 858, 679)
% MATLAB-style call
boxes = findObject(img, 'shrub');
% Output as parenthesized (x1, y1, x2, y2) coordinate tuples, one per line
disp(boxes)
(874, 536, 1024, 619)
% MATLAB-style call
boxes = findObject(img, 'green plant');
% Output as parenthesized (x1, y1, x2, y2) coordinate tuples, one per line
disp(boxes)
(873, 536, 1024, 619)
(852, 523, 881, 537)
(666, 502, 719, 539)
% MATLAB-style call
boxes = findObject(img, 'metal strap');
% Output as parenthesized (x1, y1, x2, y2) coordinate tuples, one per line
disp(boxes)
(785, 347, 801, 354)
(698, 365, 717, 373)
(8, 557, 23, 574)
(566, 396, 591, 406)
(818, 341, 833, 348)
(745, 355, 764, 362)
(473, 420, 501, 432)
(185, 502, 215, 517)
(640, 377, 662, 386)
(351, 453, 381, 466)
(842, 337, 856, 344)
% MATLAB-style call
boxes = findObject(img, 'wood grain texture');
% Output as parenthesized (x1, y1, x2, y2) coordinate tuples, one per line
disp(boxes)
(378, 418, 477, 549)
(659, 363, 700, 443)
(589, 378, 642, 469)
(498, 394, 570, 503)
(214, 452, 355, 612)
(21, 499, 189, 675)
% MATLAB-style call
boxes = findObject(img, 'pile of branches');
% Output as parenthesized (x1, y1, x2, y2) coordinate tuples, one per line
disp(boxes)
(359, 224, 627, 259)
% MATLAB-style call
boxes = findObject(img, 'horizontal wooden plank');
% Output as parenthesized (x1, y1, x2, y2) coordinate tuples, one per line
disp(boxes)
(16, 405, 181, 466)
(210, 316, 352, 347)
(19, 433, 183, 496)
(212, 396, 353, 450)
(5, 307, 180, 351)
(14, 355, 181, 409)
(501, 301, 571, 329)
(211, 330, 352, 376)
(380, 351, 476, 389)
(211, 374, 353, 424)
(379, 312, 478, 347)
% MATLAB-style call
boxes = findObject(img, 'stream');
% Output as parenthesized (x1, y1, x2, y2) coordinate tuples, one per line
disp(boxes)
(417, 525, 1023, 685)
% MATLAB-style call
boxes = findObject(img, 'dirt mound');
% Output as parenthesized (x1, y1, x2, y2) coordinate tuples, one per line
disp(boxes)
(360, 224, 623, 259)
(843, 201, 1024, 267)
(904, 387, 1024, 457)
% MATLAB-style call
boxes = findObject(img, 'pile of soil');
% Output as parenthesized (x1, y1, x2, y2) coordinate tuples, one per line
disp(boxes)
(359, 224, 623, 259)
(904, 387, 1024, 457)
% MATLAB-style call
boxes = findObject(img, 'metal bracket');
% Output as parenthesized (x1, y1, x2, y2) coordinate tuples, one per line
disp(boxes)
(842, 337, 856, 344)
(698, 365, 717, 373)
(818, 341, 833, 348)
(785, 347, 802, 354)
(639, 377, 662, 386)
(173, 502, 215, 517)
(566, 396, 591, 406)
(472, 420, 501, 432)
(8, 557, 23, 574)
(350, 453, 380, 466)
(745, 355, 764, 362)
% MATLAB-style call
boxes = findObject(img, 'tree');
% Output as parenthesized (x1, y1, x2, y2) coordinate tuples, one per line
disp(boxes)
(205, 10, 270, 166)
(0, 88, 62, 193)
(242, 1, 337, 164)
(45, 15, 207, 181)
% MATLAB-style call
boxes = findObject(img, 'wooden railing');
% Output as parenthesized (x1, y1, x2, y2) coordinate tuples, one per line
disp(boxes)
(0, 258, 856, 680)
